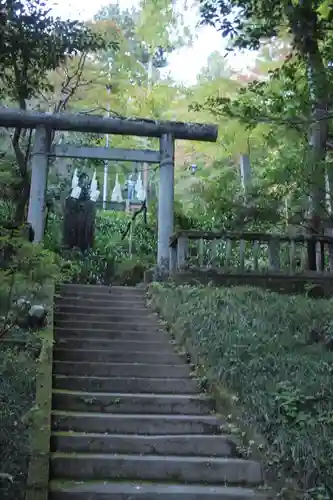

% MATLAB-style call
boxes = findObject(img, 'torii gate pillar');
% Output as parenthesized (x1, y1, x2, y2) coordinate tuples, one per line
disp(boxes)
(27, 126, 51, 242)
(157, 133, 175, 270)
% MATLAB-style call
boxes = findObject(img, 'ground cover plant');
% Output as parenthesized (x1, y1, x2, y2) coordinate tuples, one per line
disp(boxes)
(150, 283, 333, 500)
(52, 210, 156, 285)
(0, 346, 38, 500)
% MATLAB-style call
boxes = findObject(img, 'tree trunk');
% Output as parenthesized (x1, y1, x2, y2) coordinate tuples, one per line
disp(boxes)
(307, 106, 327, 269)
(286, 2, 330, 269)
(12, 122, 31, 225)
(14, 176, 30, 224)
(305, 45, 329, 269)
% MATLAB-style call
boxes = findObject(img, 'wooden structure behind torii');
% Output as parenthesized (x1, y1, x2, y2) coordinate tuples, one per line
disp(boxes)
(0, 108, 218, 269)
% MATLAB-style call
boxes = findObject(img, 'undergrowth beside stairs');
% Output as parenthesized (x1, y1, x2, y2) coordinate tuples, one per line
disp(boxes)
(149, 283, 333, 500)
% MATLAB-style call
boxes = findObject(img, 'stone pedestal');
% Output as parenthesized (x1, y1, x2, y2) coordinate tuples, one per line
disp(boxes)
(63, 197, 96, 252)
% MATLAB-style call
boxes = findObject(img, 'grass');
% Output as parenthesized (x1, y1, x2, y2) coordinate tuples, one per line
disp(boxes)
(0, 327, 53, 500)
(0, 344, 38, 500)
(149, 283, 333, 500)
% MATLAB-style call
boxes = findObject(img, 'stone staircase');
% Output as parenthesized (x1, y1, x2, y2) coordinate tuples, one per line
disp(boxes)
(49, 284, 270, 500)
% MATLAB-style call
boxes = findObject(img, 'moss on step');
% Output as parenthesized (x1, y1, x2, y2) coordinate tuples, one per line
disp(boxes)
(51, 431, 90, 437)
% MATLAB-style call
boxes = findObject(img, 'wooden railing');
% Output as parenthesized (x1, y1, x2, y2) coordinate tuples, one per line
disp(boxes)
(169, 230, 333, 274)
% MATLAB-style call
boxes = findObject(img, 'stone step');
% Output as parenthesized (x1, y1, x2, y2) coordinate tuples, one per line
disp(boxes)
(51, 412, 222, 435)
(51, 432, 237, 457)
(53, 348, 185, 365)
(55, 311, 158, 324)
(54, 319, 161, 331)
(50, 453, 263, 486)
(53, 361, 190, 379)
(54, 338, 174, 353)
(55, 304, 150, 317)
(50, 285, 267, 499)
(55, 297, 147, 308)
(52, 391, 215, 415)
(53, 375, 199, 394)
(49, 481, 270, 500)
(56, 284, 145, 298)
(54, 327, 168, 341)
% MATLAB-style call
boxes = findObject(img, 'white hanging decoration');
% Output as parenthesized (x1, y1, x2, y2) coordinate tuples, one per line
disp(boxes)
(70, 186, 81, 199)
(90, 169, 100, 202)
(111, 173, 123, 202)
(70, 168, 81, 199)
(90, 189, 100, 202)
(135, 171, 145, 201)
(91, 170, 98, 192)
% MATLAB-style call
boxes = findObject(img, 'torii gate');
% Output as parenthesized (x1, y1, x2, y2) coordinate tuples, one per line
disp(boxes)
(0, 108, 218, 268)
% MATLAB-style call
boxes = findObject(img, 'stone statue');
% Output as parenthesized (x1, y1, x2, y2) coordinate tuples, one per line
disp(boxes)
(70, 170, 100, 203)
(63, 170, 97, 252)
(78, 172, 91, 201)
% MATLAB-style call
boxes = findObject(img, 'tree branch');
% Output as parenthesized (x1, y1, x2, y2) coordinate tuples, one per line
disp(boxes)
(54, 53, 88, 113)
(121, 200, 147, 240)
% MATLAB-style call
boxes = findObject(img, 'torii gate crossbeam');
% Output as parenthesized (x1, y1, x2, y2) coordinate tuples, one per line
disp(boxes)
(0, 108, 218, 270)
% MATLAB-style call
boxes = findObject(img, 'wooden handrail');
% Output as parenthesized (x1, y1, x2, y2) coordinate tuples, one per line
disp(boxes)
(169, 230, 333, 246)
(168, 228, 333, 274)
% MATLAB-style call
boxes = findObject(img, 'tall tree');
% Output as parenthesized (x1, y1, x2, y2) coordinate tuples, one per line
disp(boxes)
(95, 0, 194, 88)
(199, 0, 333, 262)
(197, 50, 232, 82)
(0, 0, 112, 222)
(94, 3, 171, 88)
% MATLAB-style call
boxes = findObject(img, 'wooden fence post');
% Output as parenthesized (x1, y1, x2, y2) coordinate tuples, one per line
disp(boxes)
(177, 236, 188, 270)
(268, 238, 280, 271)
(169, 244, 177, 274)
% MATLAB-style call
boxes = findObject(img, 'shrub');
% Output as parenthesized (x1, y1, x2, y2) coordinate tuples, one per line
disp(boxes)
(150, 283, 333, 499)
(51, 211, 156, 285)
(0, 224, 56, 498)
(95, 211, 156, 265)
(0, 226, 58, 337)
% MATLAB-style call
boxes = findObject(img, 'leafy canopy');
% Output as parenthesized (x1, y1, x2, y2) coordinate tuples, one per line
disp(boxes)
(0, 0, 115, 106)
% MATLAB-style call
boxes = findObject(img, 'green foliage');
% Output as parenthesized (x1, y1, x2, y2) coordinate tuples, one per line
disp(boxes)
(0, 0, 114, 105)
(199, 0, 333, 54)
(197, 50, 232, 82)
(0, 225, 58, 337)
(94, 0, 192, 90)
(0, 226, 55, 497)
(0, 346, 37, 500)
(197, 0, 333, 226)
(151, 283, 333, 498)
(96, 211, 156, 260)
(0, 0, 116, 224)
(48, 211, 156, 286)
(95, 3, 169, 79)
